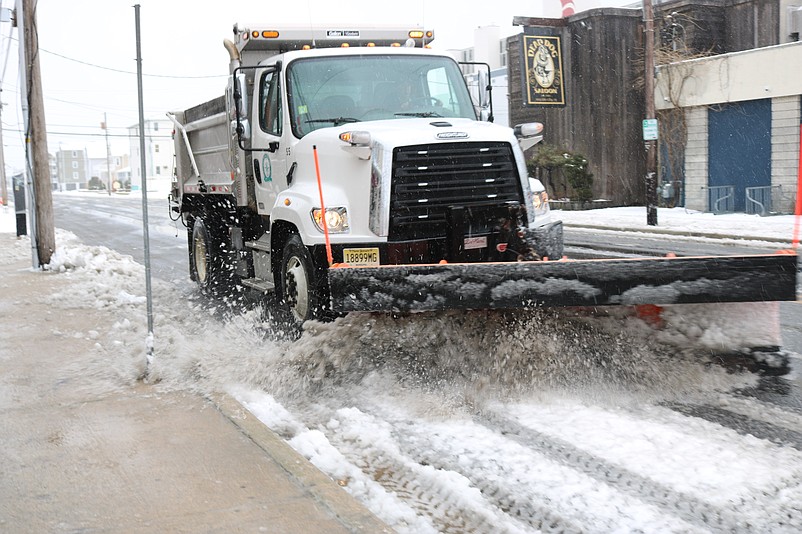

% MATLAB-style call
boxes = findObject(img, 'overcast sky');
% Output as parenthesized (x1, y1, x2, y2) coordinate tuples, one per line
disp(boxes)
(0, 0, 633, 172)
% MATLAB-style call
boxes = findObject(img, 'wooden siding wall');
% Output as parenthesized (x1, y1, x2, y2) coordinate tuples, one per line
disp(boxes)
(725, 0, 780, 51)
(508, 10, 645, 205)
(653, 1, 726, 54)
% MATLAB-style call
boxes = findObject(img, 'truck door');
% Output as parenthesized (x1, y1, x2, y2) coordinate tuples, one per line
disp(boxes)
(251, 66, 286, 215)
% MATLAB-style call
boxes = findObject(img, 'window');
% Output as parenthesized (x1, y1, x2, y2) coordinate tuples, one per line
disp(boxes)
(72, 151, 77, 157)
(153, 122, 159, 131)
(499, 41, 507, 68)
(72, 171, 78, 179)
(156, 166, 161, 175)
(259, 67, 282, 136)
(286, 55, 476, 138)
(155, 144, 160, 153)
(72, 161, 78, 169)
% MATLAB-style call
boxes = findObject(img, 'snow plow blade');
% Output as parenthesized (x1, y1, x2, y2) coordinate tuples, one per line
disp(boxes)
(328, 253, 799, 313)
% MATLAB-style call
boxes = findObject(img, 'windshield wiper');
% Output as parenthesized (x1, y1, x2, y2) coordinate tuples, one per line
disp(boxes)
(394, 111, 443, 118)
(305, 117, 361, 125)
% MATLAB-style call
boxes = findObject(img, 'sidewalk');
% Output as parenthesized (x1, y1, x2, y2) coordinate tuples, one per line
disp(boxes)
(555, 206, 801, 244)
(0, 234, 389, 533)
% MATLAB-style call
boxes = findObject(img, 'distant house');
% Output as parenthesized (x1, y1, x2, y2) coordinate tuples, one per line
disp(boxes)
(128, 118, 174, 191)
(48, 153, 58, 191)
(55, 148, 89, 191)
(87, 147, 130, 191)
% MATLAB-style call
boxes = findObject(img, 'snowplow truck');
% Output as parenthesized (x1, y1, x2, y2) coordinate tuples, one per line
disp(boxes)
(169, 24, 798, 333)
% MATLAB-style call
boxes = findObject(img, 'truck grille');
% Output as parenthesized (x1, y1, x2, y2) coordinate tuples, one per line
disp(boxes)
(388, 142, 523, 241)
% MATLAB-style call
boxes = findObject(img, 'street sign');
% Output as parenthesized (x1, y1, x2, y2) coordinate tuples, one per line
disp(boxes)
(642, 118, 658, 141)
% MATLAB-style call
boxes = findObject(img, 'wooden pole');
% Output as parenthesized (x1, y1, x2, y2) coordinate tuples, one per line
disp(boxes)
(643, 0, 658, 226)
(21, 0, 54, 265)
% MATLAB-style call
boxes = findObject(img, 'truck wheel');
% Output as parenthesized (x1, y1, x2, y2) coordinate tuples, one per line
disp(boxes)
(279, 234, 326, 326)
(191, 216, 228, 295)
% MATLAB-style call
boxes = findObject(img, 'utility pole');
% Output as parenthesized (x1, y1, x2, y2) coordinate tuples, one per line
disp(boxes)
(18, 0, 55, 265)
(643, 0, 658, 226)
(102, 112, 111, 195)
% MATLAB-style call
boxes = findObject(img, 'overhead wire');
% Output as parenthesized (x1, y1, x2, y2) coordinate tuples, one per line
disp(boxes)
(2, 127, 171, 139)
(6, 34, 226, 79)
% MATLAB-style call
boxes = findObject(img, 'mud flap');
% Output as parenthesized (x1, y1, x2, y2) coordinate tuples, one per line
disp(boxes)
(328, 254, 799, 313)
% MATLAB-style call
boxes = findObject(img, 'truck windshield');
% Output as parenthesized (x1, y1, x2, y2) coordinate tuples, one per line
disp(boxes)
(286, 54, 477, 138)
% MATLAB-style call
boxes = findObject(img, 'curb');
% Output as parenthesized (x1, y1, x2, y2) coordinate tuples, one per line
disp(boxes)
(210, 393, 392, 534)
(562, 222, 796, 245)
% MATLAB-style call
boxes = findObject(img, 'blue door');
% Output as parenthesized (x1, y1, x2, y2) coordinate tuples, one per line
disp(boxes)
(708, 99, 771, 211)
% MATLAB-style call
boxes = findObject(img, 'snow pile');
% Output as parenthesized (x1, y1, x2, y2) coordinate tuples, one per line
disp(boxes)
(556, 206, 798, 242)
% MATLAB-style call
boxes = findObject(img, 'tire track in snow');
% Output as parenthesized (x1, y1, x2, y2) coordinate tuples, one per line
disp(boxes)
(734, 377, 802, 414)
(478, 410, 747, 532)
(716, 390, 802, 432)
(664, 402, 802, 450)
(390, 421, 701, 534)
(321, 407, 533, 534)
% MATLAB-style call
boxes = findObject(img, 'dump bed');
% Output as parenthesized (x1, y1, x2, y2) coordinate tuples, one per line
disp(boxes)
(171, 96, 233, 201)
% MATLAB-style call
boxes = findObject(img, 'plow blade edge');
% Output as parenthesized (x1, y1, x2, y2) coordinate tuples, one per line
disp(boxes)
(328, 254, 799, 313)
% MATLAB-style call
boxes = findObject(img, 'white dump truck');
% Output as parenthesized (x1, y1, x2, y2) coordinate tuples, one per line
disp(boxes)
(169, 25, 564, 323)
(169, 23, 796, 335)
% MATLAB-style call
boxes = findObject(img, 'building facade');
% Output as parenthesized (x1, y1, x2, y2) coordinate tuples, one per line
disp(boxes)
(55, 148, 89, 191)
(88, 154, 130, 191)
(655, 10, 802, 213)
(128, 118, 174, 191)
(508, 0, 801, 211)
(452, 26, 512, 127)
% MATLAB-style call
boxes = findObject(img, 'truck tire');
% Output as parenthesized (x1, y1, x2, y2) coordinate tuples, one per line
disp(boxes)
(279, 234, 327, 326)
(191, 216, 230, 295)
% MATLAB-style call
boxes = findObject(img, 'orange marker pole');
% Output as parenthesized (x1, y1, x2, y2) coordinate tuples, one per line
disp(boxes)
(312, 145, 334, 266)
(793, 123, 802, 249)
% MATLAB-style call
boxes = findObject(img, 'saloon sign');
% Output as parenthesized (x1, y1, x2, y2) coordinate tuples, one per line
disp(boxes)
(523, 35, 566, 106)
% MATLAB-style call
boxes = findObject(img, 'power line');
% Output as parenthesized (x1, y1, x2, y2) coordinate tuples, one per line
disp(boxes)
(2, 127, 172, 139)
(5, 34, 226, 79)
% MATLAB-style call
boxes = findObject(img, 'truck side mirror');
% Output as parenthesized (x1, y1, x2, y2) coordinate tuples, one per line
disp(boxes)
(234, 72, 249, 121)
(227, 72, 251, 147)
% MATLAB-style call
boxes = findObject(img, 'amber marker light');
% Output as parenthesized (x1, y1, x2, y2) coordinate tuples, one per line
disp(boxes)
(262, 30, 279, 38)
(341, 43, 350, 47)
(251, 31, 259, 38)
(409, 30, 424, 39)
(339, 131, 371, 145)
(302, 44, 311, 50)
(366, 42, 375, 47)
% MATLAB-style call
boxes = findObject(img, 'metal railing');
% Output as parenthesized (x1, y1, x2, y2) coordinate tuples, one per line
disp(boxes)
(702, 185, 734, 214)
(746, 185, 783, 216)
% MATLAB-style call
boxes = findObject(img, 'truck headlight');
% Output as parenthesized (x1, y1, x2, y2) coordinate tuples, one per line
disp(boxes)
(312, 207, 349, 233)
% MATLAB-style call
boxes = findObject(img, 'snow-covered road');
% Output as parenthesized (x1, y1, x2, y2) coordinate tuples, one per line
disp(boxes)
(5, 225, 800, 533)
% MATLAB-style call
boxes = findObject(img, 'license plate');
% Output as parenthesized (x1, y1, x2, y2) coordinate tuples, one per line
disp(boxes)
(464, 236, 487, 250)
(343, 247, 380, 266)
